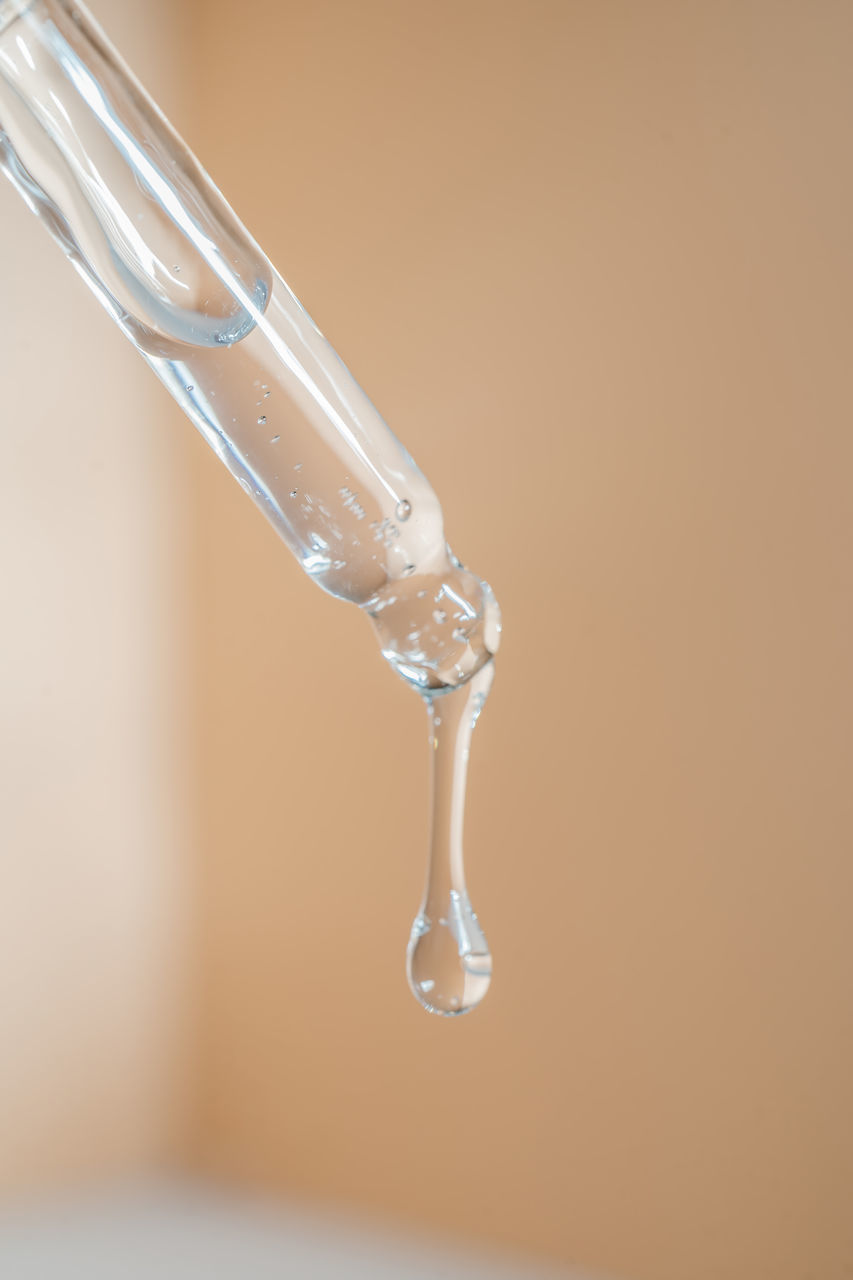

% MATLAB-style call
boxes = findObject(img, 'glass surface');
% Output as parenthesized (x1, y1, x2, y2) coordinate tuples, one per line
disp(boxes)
(0, 0, 500, 1013)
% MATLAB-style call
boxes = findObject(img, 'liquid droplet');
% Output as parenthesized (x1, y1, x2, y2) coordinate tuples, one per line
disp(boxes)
(271, 434, 280, 443)
(406, 662, 494, 1016)
(185, 384, 194, 392)
(258, 415, 267, 425)
(290, 487, 299, 498)
(395, 499, 412, 521)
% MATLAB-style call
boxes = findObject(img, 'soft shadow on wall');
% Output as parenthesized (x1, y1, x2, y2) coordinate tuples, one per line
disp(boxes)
(0, 0, 193, 1198)
(185, 5, 853, 1280)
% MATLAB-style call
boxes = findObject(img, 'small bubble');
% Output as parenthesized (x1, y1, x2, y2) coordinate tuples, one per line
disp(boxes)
(174, 265, 181, 273)
(258, 415, 267, 425)
(452, 627, 468, 642)
(294, 462, 303, 471)
(290, 488, 299, 497)
(185, 384, 194, 392)
(402, 564, 416, 576)
(433, 609, 448, 625)
(417, 590, 427, 599)
(395, 499, 412, 521)
(270, 434, 281, 443)
(263, 389, 271, 398)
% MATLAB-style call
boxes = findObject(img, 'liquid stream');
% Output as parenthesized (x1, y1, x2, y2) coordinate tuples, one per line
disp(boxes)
(408, 662, 495, 1015)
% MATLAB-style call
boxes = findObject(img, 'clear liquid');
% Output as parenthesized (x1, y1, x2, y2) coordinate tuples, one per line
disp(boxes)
(408, 661, 495, 1016)
(0, 0, 501, 1014)
(158, 305, 501, 1019)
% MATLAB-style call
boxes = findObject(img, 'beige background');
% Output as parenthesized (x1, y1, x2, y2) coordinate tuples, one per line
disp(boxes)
(0, 0, 192, 1195)
(186, 3, 853, 1278)
(3, 3, 853, 1280)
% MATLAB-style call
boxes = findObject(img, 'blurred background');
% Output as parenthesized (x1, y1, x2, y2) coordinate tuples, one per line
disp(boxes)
(2, 2, 853, 1278)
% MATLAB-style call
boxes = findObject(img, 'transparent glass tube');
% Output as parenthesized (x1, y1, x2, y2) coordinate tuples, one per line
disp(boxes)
(1, 0, 501, 1014)
(0, 0, 500, 692)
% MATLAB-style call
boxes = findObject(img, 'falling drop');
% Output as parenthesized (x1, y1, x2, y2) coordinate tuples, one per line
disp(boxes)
(407, 661, 494, 1016)
(395, 498, 412, 521)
